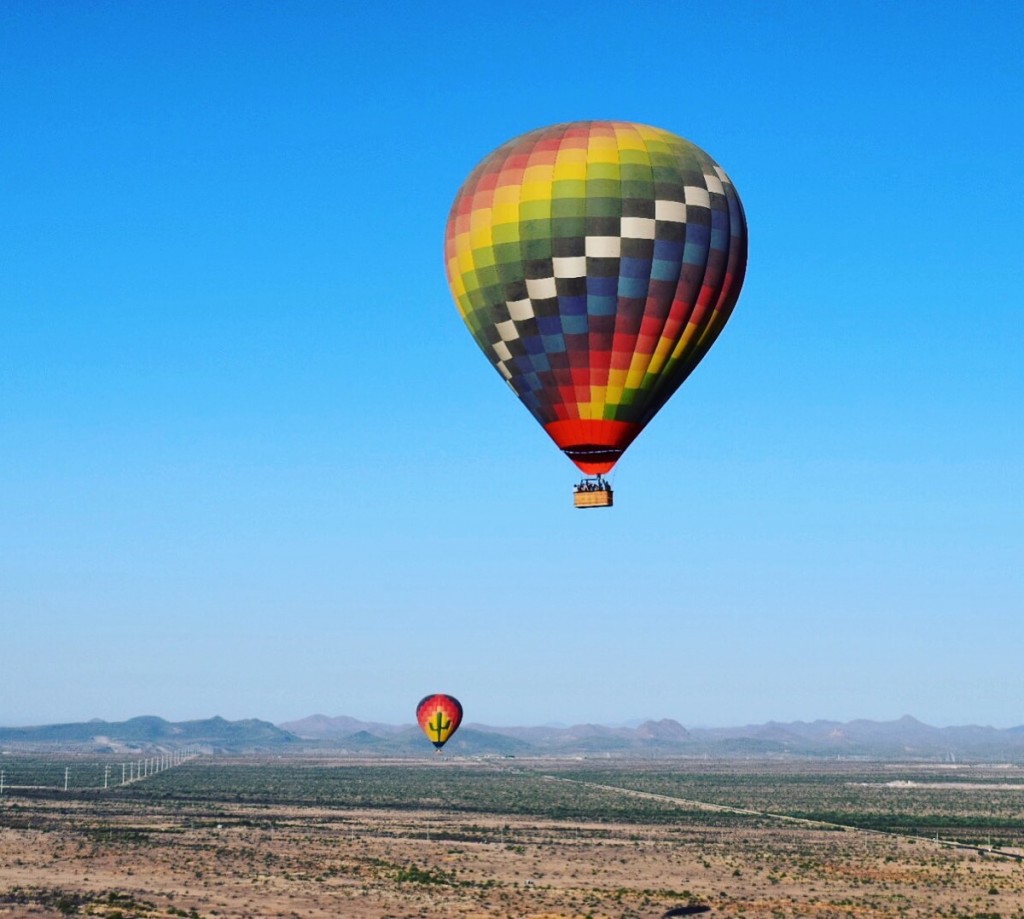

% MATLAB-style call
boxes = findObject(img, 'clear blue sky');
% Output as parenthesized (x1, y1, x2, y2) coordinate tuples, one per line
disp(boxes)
(2, 1, 1021, 729)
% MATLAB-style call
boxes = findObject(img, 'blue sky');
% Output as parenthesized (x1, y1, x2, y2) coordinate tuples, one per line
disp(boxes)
(2, 1, 1021, 729)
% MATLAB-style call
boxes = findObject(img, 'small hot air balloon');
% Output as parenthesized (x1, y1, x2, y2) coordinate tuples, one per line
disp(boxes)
(416, 694, 463, 751)
(444, 121, 748, 507)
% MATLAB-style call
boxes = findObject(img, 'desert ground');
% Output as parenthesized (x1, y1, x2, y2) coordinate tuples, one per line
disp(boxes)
(1, 756, 1023, 918)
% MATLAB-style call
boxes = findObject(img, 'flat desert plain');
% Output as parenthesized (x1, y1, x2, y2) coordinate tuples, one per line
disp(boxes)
(1, 757, 1023, 918)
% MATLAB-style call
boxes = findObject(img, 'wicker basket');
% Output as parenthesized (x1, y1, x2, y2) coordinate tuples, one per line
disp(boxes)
(574, 489, 613, 508)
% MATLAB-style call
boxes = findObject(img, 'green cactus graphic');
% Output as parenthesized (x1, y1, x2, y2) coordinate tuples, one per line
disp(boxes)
(428, 709, 451, 745)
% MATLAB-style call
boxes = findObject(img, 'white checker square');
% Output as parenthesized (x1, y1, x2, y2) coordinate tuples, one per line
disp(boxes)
(621, 216, 656, 239)
(553, 256, 586, 278)
(586, 236, 621, 258)
(684, 186, 710, 209)
(496, 319, 520, 341)
(655, 200, 687, 222)
(493, 340, 512, 361)
(704, 172, 724, 195)
(526, 276, 557, 299)
(507, 297, 535, 321)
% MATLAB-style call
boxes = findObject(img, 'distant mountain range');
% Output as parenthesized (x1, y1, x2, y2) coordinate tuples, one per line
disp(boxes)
(1, 713, 1023, 760)
(280, 713, 1024, 760)
(0, 715, 294, 754)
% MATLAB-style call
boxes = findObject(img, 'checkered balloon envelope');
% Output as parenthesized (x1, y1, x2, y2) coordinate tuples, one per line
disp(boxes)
(444, 121, 747, 482)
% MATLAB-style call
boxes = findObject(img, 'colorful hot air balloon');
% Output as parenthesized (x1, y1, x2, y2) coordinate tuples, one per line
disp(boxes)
(444, 121, 747, 506)
(416, 694, 463, 751)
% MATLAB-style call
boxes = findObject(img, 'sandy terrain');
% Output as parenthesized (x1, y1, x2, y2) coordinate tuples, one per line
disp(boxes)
(2, 785, 1023, 919)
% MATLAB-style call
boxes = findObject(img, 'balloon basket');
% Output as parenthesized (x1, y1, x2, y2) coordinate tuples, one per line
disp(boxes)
(573, 478, 613, 508)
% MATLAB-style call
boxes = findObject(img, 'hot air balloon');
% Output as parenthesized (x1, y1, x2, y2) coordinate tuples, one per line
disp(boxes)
(416, 694, 463, 751)
(444, 121, 747, 507)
